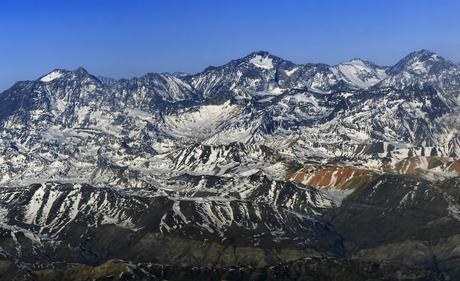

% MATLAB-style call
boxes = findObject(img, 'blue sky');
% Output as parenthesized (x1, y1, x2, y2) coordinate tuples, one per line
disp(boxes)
(0, 0, 459, 90)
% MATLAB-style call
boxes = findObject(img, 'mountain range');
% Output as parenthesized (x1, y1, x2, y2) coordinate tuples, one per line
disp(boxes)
(0, 49, 459, 280)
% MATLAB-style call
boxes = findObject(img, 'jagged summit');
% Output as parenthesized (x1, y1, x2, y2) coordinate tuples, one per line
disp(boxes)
(389, 49, 454, 75)
(405, 49, 439, 59)
(338, 58, 380, 67)
(3, 49, 454, 106)
(231, 50, 291, 69)
(21, 50, 458, 93)
(38, 67, 95, 83)
(74, 66, 90, 75)
(244, 50, 274, 57)
(96, 75, 118, 86)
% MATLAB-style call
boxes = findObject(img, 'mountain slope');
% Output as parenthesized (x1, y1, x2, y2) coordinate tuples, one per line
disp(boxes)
(0, 50, 459, 278)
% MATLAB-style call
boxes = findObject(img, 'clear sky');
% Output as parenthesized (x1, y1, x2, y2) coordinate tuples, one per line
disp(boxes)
(1, 0, 459, 91)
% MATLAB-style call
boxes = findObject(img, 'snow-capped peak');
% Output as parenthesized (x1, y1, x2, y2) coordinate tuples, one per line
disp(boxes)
(39, 67, 93, 83)
(333, 58, 387, 89)
(407, 49, 439, 60)
(389, 49, 452, 75)
(404, 50, 443, 74)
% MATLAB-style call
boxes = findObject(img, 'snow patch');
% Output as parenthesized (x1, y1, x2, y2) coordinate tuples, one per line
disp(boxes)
(40, 71, 64, 82)
(285, 67, 299, 76)
(334, 59, 387, 89)
(249, 55, 274, 70)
